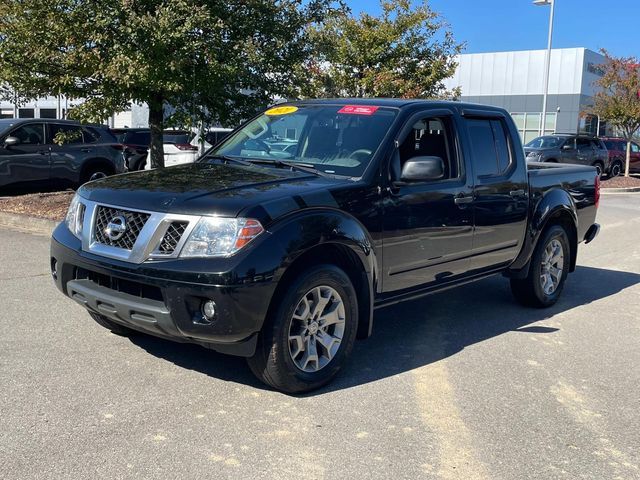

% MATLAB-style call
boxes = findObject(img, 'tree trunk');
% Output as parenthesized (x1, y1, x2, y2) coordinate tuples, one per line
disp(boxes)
(148, 94, 165, 169)
(625, 135, 632, 177)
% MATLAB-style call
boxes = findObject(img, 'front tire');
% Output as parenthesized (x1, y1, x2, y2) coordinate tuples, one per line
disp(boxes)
(247, 265, 358, 393)
(511, 225, 570, 308)
(89, 312, 137, 336)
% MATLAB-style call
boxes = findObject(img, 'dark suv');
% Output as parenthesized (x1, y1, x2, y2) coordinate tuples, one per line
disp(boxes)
(524, 134, 610, 177)
(110, 128, 151, 171)
(0, 119, 125, 188)
(600, 137, 640, 176)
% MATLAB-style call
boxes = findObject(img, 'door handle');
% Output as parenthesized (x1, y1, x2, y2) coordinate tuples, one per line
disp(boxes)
(454, 193, 474, 205)
(509, 189, 526, 197)
(81, 148, 92, 153)
(38, 150, 48, 155)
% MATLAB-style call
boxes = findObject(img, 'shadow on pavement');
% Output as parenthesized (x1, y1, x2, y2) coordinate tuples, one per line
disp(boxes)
(128, 265, 640, 395)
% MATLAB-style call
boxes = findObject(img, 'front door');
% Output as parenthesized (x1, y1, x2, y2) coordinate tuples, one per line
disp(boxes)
(382, 110, 474, 293)
(0, 122, 49, 187)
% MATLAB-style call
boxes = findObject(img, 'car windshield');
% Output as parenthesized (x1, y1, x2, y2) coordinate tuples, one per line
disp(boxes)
(525, 136, 562, 148)
(207, 104, 398, 176)
(0, 119, 17, 134)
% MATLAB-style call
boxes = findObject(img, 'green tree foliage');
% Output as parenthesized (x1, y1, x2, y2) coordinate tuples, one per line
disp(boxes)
(0, 0, 335, 167)
(300, 0, 463, 100)
(593, 50, 640, 177)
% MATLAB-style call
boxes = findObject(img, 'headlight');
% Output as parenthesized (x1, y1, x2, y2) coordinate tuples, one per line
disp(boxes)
(65, 194, 85, 239)
(180, 217, 264, 258)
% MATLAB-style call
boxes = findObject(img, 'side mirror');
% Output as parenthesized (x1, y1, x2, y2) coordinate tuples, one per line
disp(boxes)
(399, 156, 445, 182)
(4, 136, 19, 148)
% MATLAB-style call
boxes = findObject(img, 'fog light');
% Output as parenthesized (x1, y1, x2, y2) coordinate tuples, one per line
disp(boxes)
(201, 300, 217, 322)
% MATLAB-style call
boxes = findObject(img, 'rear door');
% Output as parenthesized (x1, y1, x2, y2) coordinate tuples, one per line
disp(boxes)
(575, 137, 593, 166)
(0, 122, 49, 186)
(463, 111, 529, 270)
(381, 108, 474, 292)
(47, 123, 88, 183)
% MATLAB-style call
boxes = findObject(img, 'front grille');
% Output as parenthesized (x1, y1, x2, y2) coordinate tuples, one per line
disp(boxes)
(94, 206, 150, 250)
(157, 221, 189, 254)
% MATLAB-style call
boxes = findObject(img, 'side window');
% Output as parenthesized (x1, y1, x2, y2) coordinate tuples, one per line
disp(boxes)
(576, 138, 591, 150)
(632, 143, 640, 153)
(591, 140, 604, 150)
(48, 124, 83, 145)
(82, 128, 100, 144)
(466, 118, 511, 177)
(9, 123, 45, 145)
(397, 116, 459, 180)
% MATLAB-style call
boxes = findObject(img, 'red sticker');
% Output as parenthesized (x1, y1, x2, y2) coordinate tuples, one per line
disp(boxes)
(337, 105, 380, 115)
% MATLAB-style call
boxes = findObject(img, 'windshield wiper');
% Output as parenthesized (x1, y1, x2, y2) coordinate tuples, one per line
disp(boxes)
(204, 154, 254, 167)
(246, 158, 324, 176)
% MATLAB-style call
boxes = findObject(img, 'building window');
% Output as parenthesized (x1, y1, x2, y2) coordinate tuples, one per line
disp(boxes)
(18, 108, 35, 118)
(510, 112, 556, 143)
(0, 109, 13, 119)
(39, 108, 57, 119)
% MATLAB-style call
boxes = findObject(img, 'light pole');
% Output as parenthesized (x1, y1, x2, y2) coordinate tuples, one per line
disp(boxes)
(534, 0, 555, 136)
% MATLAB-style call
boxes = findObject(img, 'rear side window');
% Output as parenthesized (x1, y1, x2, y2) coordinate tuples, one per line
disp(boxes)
(591, 140, 604, 149)
(82, 128, 101, 143)
(467, 118, 511, 177)
(576, 138, 591, 150)
(48, 124, 83, 144)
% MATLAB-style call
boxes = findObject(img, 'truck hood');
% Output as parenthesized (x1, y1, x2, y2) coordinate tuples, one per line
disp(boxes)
(78, 163, 349, 218)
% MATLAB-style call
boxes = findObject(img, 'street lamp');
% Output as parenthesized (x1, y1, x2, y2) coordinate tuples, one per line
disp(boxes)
(534, 0, 556, 136)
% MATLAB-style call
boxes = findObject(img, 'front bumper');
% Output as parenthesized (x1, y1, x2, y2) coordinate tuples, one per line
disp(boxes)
(50, 223, 279, 357)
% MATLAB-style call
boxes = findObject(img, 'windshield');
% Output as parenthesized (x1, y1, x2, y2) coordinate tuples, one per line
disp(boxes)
(207, 104, 398, 176)
(525, 136, 562, 149)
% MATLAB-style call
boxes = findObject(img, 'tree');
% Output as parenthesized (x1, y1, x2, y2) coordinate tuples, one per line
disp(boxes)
(0, 0, 335, 167)
(592, 50, 640, 177)
(300, 0, 463, 100)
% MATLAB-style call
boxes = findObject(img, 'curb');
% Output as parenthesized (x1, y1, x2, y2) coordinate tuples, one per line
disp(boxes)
(601, 186, 640, 194)
(0, 211, 59, 236)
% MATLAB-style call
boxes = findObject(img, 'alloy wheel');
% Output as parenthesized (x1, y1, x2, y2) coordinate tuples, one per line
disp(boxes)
(288, 285, 346, 373)
(540, 238, 564, 295)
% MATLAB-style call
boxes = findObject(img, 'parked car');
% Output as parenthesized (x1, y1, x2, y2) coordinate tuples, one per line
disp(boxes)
(109, 128, 150, 171)
(191, 127, 233, 153)
(524, 134, 610, 177)
(144, 129, 199, 169)
(51, 99, 600, 393)
(600, 137, 640, 176)
(0, 118, 125, 188)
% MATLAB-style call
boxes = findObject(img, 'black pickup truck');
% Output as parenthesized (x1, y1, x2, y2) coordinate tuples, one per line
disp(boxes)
(51, 99, 600, 393)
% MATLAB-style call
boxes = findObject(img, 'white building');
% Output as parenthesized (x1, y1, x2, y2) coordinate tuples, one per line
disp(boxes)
(443, 47, 608, 143)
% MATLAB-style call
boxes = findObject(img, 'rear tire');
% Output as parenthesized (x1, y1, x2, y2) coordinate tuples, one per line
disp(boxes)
(593, 162, 604, 178)
(510, 225, 570, 308)
(247, 265, 358, 394)
(89, 312, 137, 336)
(609, 160, 622, 178)
(80, 164, 113, 185)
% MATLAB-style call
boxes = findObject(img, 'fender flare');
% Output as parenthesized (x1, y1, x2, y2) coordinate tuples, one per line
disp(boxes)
(507, 188, 578, 278)
(267, 208, 378, 339)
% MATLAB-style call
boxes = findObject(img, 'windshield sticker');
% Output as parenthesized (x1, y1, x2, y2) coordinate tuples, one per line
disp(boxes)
(337, 105, 380, 115)
(265, 106, 299, 116)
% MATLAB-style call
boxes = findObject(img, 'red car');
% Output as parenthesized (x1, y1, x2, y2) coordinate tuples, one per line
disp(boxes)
(600, 137, 640, 176)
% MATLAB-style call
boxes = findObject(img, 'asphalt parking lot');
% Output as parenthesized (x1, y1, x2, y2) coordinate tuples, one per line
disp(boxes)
(1, 193, 639, 480)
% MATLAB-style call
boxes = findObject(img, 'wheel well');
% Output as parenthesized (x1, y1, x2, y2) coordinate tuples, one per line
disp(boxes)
(268, 243, 373, 340)
(546, 210, 578, 272)
(80, 158, 115, 180)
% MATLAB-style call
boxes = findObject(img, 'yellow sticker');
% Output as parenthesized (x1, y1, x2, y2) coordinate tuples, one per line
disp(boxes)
(265, 105, 299, 116)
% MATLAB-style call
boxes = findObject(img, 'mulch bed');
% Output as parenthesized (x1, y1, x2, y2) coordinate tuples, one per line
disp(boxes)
(0, 191, 74, 220)
(601, 175, 640, 189)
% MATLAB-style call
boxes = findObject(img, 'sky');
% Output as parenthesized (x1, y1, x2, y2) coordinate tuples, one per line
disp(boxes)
(349, 0, 639, 58)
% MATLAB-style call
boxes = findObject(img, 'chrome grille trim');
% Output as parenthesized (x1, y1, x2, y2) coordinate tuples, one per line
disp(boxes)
(155, 221, 189, 255)
(94, 206, 150, 250)
(78, 199, 201, 264)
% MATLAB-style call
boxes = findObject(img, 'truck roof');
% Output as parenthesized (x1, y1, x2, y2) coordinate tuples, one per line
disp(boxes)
(287, 98, 506, 112)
